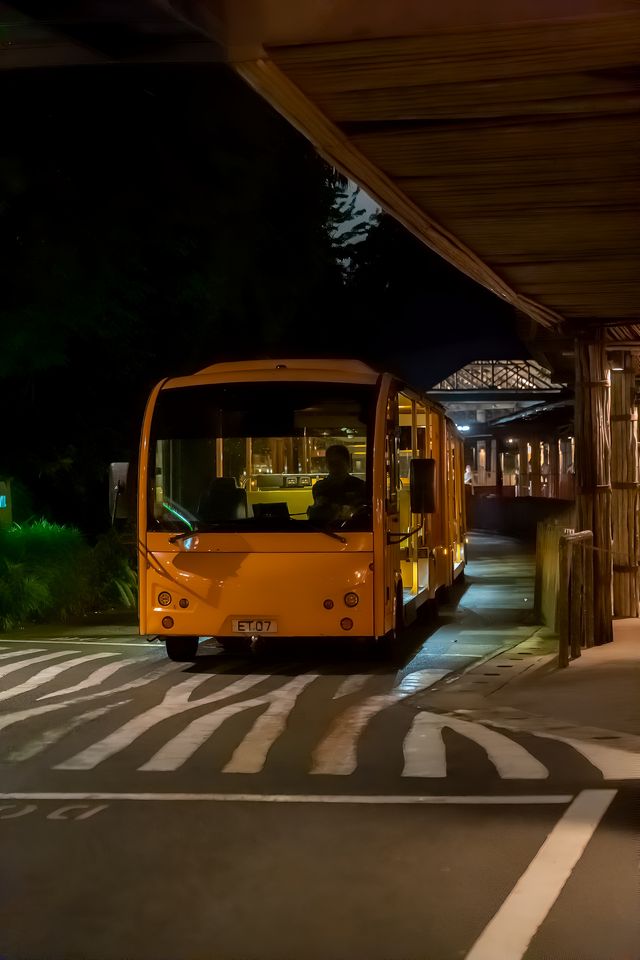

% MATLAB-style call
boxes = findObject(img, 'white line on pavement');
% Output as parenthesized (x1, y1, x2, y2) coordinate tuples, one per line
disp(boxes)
(139, 673, 318, 773)
(0, 650, 76, 681)
(37, 657, 141, 700)
(332, 674, 371, 699)
(464, 789, 617, 960)
(56, 673, 269, 770)
(311, 670, 448, 775)
(0, 638, 150, 648)
(7, 701, 132, 762)
(0, 648, 46, 659)
(0, 792, 574, 804)
(0, 652, 118, 703)
(403, 712, 548, 779)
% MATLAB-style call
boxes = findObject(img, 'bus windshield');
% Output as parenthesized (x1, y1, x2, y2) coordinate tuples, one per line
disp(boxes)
(149, 381, 375, 534)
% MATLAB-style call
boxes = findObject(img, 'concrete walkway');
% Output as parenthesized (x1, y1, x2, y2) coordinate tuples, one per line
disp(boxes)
(419, 532, 640, 773)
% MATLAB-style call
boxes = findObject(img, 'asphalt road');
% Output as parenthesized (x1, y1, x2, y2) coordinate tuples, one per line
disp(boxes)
(0, 538, 637, 960)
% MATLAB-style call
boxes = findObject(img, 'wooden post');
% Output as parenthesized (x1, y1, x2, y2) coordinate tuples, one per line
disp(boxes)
(558, 535, 571, 667)
(495, 436, 504, 496)
(610, 353, 640, 617)
(518, 438, 529, 496)
(530, 439, 542, 496)
(574, 333, 613, 644)
(549, 439, 560, 499)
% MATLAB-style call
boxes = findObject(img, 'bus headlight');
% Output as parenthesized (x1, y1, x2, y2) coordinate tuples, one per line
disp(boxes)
(344, 592, 359, 608)
(161, 616, 174, 629)
(340, 617, 354, 631)
(158, 591, 172, 606)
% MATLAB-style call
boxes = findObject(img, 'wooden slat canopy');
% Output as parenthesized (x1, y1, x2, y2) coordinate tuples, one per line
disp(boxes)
(214, 0, 640, 345)
(3, 0, 639, 351)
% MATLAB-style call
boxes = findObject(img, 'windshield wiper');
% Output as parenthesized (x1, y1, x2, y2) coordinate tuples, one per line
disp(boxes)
(308, 524, 347, 544)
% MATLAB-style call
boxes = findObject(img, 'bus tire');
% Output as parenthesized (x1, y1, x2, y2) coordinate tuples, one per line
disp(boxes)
(165, 635, 199, 662)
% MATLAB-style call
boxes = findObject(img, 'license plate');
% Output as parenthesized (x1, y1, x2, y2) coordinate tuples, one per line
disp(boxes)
(232, 619, 278, 634)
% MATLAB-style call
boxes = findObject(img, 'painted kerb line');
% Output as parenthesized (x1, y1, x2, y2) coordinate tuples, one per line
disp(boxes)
(0, 792, 574, 805)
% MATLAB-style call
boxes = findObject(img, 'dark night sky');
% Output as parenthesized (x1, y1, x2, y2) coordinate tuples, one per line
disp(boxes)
(0, 61, 526, 531)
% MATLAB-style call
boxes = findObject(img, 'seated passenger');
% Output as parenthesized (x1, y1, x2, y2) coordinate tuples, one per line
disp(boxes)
(308, 444, 366, 524)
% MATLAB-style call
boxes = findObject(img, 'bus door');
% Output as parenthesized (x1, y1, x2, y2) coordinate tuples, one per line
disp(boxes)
(383, 390, 403, 632)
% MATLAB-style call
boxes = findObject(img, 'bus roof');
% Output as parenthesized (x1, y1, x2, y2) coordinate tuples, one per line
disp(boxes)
(195, 359, 378, 377)
(162, 359, 382, 389)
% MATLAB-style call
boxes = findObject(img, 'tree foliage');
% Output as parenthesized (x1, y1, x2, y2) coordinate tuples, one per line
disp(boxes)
(0, 65, 359, 532)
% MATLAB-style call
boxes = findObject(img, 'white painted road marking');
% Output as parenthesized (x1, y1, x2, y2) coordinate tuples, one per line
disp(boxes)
(0, 650, 76, 680)
(223, 673, 318, 774)
(332, 674, 371, 699)
(0, 791, 574, 805)
(464, 789, 617, 960)
(0, 648, 46, 659)
(457, 710, 640, 780)
(312, 670, 448, 775)
(0, 651, 117, 703)
(38, 657, 140, 700)
(403, 711, 548, 779)
(8, 701, 131, 762)
(0, 661, 185, 735)
(56, 673, 269, 770)
(47, 804, 109, 820)
(139, 673, 318, 773)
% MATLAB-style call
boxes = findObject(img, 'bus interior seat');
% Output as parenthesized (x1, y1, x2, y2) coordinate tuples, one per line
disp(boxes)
(198, 477, 248, 522)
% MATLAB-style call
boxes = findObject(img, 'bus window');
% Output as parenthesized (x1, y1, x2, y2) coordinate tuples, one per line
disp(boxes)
(150, 381, 375, 533)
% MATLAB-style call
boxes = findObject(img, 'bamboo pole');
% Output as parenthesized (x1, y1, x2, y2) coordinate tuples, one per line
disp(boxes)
(518, 438, 529, 496)
(549, 439, 560, 499)
(574, 334, 613, 644)
(610, 353, 640, 617)
(530, 439, 542, 496)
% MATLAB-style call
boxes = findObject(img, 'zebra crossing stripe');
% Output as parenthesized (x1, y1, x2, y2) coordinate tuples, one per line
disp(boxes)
(7, 701, 132, 762)
(332, 675, 371, 699)
(311, 670, 448, 775)
(402, 712, 548, 779)
(455, 711, 640, 780)
(139, 674, 319, 773)
(56, 673, 270, 771)
(223, 673, 318, 773)
(0, 648, 46, 660)
(0, 662, 185, 734)
(0, 651, 76, 681)
(0, 652, 118, 704)
(38, 657, 142, 700)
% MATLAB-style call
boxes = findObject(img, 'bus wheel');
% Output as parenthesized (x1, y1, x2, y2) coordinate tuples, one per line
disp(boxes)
(165, 635, 199, 662)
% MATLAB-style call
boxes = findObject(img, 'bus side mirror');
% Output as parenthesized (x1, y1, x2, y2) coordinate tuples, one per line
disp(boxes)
(109, 462, 133, 524)
(410, 458, 436, 514)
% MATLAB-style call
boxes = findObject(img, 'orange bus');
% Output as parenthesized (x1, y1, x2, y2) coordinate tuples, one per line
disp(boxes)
(136, 359, 466, 660)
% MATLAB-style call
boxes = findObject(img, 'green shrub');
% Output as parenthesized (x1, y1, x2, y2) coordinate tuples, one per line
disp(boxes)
(0, 520, 137, 629)
(0, 559, 52, 630)
(86, 528, 137, 611)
